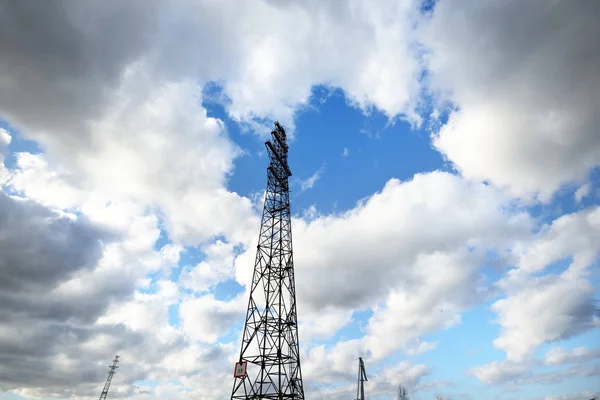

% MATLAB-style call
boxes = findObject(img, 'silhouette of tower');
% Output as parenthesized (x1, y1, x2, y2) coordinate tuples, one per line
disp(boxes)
(356, 357, 368, 400)
(99, 355, 119, 400)
(230, 122, 304, 399)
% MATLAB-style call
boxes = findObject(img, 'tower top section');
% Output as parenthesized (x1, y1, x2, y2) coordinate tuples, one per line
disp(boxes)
(110, 355, 119, 370)
(265, 121, 292, 179)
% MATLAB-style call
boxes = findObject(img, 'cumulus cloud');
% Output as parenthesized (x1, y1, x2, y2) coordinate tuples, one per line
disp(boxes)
(303, 340, 429, 399)
(179, 294, 245, 343)
(0, 193, 107, 382)
(492, 275, 598, 363)
(215, 0, 423, 128)
(425, 1, 600, 199)
(575, 183, 592, 203)
(98, 280, 179, 332)
(229, 171, 532, 359)
(470, 361, 524, 385)
(490, 207, 600, 363)
(0, 0, 161, 144)
(470, 207, 600, 384)
(180, 240, 238, 293)
(0, 128, 11, 185)
(542, 390, 599, 400)
(0, 192, 167, 396)
(0, 189, 234, 399)
(545, 346, 600, 366)
(0, 192, 106, 301)
(1, 0, 600, 398)
(364, 250, 485, 359)
(298, 163, 326, 191)
(291, 171, 530, 311)
(0, 0, 422, 143)
(0, 148, 208, 398)
(6, 72, 256, 246)
(0, 128, 10, 147)
(470, 360, 600, 389)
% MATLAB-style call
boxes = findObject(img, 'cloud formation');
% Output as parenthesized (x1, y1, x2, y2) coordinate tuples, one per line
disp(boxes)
(425, 0, 600, 200)
(0, 0, 599, 398)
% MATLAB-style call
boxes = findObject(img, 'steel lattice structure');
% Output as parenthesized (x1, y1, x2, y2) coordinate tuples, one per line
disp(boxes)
(99, 355, 119, 400)
(355, 357, 368, 400)
(230, 122, 304, 400)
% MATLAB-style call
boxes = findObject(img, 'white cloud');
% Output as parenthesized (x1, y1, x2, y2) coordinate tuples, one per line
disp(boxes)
(378, 360, 430, 391)
(342, 147, 349, 156)
(492, 275, 598, 363)
(9, 152, 84, 209)
(233, 171, 532, 359)
(469, 361, 528, 385)
(365, 250, 484, 359)
(489, 207, 600, 363)
(424, 1, 600, 200)
(179, 240, 237, 293)
(227, 169, 535, 390)
(299, 163, 326, 191)
(470, 207, 600, 383)
(509, 207, 600, 280)
(545, 346, 600, 366)
(1, 1, 600, 398)
(0, 190, 188, 398)
(290, 171, 530, 312)
(468, 360, 600, 389)
(575, 183, 591, 203)
(179, 294, 245, 344)
(0, 0, 423, 142)
(0, 128, 11, 185)
(98, 280, 180, 333)
(299, 306, 354, 342)
(303, 339, 364, 385)
(303, 340, 430, 398)
(6, 71, 257, 247)
(0, 128, 10, 147)
(215, 0, 423, 129)
(542, 390, 598, 400)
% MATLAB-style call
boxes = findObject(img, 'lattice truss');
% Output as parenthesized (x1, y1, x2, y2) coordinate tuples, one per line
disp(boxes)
(98, 355, 119, 400)
(230, 122, 305, 400)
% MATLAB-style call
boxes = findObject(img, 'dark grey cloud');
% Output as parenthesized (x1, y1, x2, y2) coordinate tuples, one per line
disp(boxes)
(0, 191, 231, 397)
(0, 193, 166, 396)
(0, 192, 105, 292)
(425, 0, 600, 197)
(0, 321, 186, 397)
(0, 193, 127, 394)
(0, 0, 160, 145)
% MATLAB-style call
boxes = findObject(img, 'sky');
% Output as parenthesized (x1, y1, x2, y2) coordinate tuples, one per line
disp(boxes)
(0, 1, 599, 400)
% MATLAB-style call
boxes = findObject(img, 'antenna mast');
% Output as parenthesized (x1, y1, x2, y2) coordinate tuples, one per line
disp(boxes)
(230, 122, 305, 399)
(98, 355, 119, 400)
(356, 357, 368, 400)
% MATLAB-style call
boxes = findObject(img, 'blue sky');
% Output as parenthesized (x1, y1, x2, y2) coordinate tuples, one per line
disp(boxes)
(0, 1, 599, 400)
(195, 86, 600, 399)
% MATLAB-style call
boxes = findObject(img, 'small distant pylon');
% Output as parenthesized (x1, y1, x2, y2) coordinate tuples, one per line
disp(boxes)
(99, 355, 119, 400)
(356, 357, 367, 400)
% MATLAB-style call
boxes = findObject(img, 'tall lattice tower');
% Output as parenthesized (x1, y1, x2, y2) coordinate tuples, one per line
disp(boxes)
(231, 122, 304, 399)
(98, 355, 119, 400)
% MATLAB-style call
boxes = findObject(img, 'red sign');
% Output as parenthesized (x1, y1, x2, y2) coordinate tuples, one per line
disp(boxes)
(234, 361, 247, 378)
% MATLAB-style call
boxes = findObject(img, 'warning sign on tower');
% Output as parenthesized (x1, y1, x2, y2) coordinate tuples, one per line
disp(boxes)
(233, 361, 247, 378)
